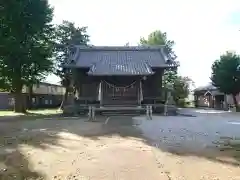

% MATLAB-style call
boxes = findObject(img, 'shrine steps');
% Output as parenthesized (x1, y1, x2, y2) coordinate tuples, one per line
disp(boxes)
(96, 105, 144, 116)
(63, 104, 178, 116)
(102, 101, 139, 106)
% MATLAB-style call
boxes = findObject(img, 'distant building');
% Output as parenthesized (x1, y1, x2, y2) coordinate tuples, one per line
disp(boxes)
(0, 82, 65, 110)
(193, 84, 240, 110)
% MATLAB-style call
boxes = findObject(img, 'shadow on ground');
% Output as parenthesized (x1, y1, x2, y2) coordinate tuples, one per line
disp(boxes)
(0, 114, 64, 179)
(86, 116, 240, 167)
(0, 111, 62, 122)
(0, 114, 239, 179)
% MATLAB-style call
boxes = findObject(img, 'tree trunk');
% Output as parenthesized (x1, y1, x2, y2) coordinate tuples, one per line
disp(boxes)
(232, 94, 239, 112)
(28, 85, 33, 109)
(14, 91, 26, 113)
(59, 86, 69, 110)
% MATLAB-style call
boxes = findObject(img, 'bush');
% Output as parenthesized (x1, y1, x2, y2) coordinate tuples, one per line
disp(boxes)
(176, 98, 186, 107)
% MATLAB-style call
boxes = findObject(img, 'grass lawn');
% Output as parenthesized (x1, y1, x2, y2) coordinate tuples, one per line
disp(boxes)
(0, 108, 62, 120)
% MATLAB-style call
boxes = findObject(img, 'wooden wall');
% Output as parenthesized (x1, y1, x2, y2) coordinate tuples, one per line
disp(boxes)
(142, 69, 163, 98)
(22, 83, 65, 95)
(74, 69, 100, 100)
(74, 68, 164, 102)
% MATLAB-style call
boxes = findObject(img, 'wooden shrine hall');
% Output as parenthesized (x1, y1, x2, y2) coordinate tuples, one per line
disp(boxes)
(64, 45, 177, 119)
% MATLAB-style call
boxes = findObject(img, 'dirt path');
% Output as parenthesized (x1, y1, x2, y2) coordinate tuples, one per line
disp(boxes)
(0, 116, 239, 180)
(21, 134, 168, 180)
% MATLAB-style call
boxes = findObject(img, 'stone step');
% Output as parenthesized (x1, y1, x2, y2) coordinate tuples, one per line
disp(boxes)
(101, 110, 144, 116)
(102, 102, 139, 105)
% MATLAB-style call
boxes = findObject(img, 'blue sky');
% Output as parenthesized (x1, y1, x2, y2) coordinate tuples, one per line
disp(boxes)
(46, 0, 240, 87)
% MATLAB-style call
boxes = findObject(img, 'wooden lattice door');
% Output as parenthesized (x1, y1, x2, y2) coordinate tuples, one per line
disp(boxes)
(102, 80, 139, 105)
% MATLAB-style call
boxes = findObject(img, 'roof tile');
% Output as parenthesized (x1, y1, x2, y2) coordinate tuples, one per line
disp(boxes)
(70, 46, 169, 68)
(88, 58, 154, 76)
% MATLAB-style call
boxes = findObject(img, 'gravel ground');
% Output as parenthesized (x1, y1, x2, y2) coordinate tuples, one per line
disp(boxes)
(0, 109, 239, 180)
(136, 109, 240, 151)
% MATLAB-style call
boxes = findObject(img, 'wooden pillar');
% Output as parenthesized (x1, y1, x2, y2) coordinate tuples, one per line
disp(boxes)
(224, 94, 228, 110)
(99, 81, 103, 106)
(68, 77, 75, 105)
(137, 80, 140, 105)
(140, 80, 143, 105)
(88, 105, 95, 121)
(146, 105, 152, 120)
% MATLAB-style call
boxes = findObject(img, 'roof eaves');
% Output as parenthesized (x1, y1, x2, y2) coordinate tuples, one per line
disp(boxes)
(87, 72, 155, 76)
(65, 45, 173, 68)
(73, 45, 166, 51)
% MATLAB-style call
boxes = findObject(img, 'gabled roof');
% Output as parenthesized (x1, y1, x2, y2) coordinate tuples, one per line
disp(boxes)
(193, 84, 217, 92)
(67, 45, 174, 68)
(66, 46, 177, 76)
(194, 84, 224, 96)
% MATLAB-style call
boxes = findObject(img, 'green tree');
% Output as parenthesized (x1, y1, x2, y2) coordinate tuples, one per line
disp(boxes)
(211, 52, 240, 111)
(54, 21, 89, 108)
(140, 30, 177, 61)
(172, 76, 193, 106)
(139, 30, 178, 85)
(0, 0, 55, 112)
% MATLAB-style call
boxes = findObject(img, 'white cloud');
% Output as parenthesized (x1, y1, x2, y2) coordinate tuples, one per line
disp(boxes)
(48, 0, 240, 86)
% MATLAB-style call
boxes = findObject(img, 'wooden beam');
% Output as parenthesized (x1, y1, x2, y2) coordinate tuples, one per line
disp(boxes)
(100, 81, 103, 106)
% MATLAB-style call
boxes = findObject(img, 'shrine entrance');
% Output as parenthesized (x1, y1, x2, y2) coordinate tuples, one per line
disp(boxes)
(100, 78, 142, 106)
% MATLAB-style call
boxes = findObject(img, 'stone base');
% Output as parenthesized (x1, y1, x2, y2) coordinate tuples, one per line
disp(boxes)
(153, 104, 178, 115)
(166, 105, 178, 116)
(63, 105, 87, 115)
(63, 104, 179, 116)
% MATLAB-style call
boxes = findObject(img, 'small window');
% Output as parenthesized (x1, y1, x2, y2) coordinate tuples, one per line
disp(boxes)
(32, 98, 36, 103)
(48, 86, 51, 93)
(8, 98, 15, 106)
(58, 87, 63, 94)
(32, 85, 37, 92)
(49, 100, 53, 104)
(45, 99, 48, 104)
(52, 87, 56, 94)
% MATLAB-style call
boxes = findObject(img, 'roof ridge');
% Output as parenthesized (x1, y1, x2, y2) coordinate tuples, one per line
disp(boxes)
(74, 45, 165, 51)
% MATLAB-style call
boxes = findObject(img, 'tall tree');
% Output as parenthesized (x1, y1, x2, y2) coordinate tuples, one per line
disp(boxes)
(139, 30, 178, 85)
(0, 0, 55, 112)
(54, 21, 89, 108)
(211, 52, 240, 111)
(140, 30, 177, 62)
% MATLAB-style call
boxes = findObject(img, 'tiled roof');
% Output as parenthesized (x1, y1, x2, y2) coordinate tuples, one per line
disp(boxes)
(68, 46, 171, 68)
(88, 59, 154, 76)
(193, 84, 217, 92)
